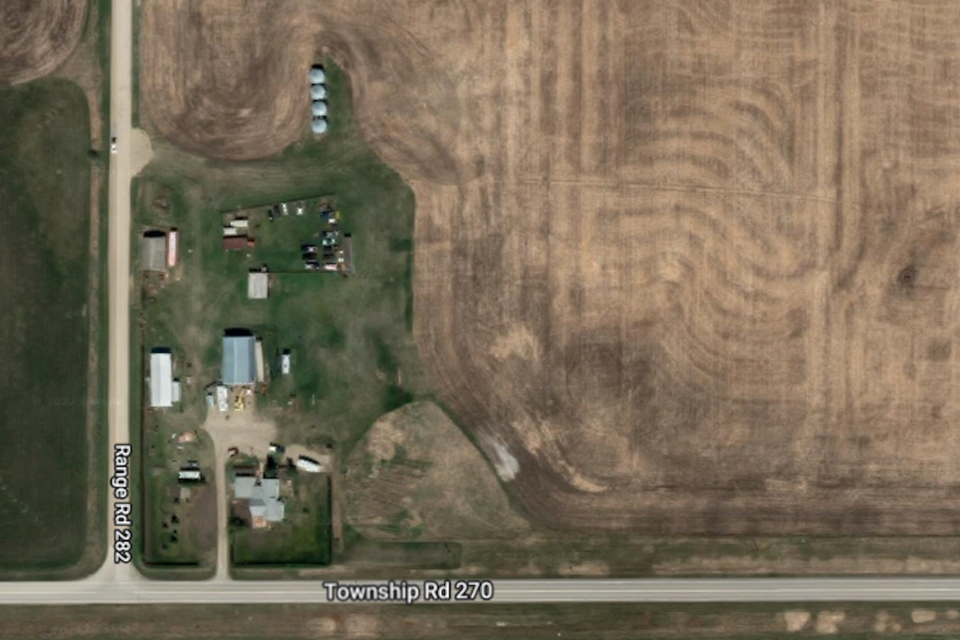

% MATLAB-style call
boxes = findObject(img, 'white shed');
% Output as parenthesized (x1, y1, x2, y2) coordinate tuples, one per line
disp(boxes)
(248, 271, 269, 299)
(149, 350, 174, 408)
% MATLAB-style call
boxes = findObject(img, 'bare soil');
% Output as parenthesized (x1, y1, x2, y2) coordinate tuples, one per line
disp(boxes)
(0, 0, 87, 84)
(141, 0, 960, 536)
(10, 603, 960, 639)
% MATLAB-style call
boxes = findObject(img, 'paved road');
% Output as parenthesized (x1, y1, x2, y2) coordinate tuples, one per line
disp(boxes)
(1, 578, 960, 604)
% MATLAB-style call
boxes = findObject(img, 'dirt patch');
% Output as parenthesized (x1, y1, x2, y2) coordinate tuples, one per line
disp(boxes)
(815, 611, 845, 635)
(913, 609, 938, 624)
(343, 401, 530, 541)
(783, 611, 810, 632)
(0, 0, 87, 84)
(140, 0, 960, 536)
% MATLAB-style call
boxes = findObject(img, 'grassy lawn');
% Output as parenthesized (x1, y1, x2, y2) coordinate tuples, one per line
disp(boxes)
(0, 78, 95, 573)
(135, 60, 426, 568)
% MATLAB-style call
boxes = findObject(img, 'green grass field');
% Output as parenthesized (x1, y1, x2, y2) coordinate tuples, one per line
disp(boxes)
(0, 78, 94, 571)
(135, 61, 428, 568)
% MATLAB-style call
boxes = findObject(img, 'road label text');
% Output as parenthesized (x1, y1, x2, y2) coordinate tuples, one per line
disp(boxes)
(112, 444, 132, 564)
(322, 580, 494, 604)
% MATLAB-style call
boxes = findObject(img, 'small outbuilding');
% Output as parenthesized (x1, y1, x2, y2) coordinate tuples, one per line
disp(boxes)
(141, 230, 167, 272)
(248, 271, 269, 299)
(222, 332, 257, 386)
(166, 229, 179, 268)
(223, 236, 255, 251)
(296, 455, 323, 473)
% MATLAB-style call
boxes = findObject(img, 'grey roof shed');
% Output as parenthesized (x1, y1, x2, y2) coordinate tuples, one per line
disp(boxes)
(141, 231, 167, 272)
(222, 334, 257, 385)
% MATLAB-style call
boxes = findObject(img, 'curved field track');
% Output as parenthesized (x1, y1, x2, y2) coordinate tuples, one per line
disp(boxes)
(143, 0, 960, 535)
(0, 0, 87, 85)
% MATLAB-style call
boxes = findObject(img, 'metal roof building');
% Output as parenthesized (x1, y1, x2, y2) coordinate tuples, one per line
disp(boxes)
(311, 100, 328, 117)
(311, 117, 328, 134)
(149, 349, 174, 407)
(234, 476, 284, 522)
(248, 271, 269, 299)
(310, 84, 327, 100)
(141, 231, 167, 272)
(222, 334, 257, 385)
(310, 67, 326, 83)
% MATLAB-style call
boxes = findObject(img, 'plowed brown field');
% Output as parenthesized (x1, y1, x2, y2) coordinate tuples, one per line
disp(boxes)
(142, 0, 960, 535)
(0, 1, 87, 84)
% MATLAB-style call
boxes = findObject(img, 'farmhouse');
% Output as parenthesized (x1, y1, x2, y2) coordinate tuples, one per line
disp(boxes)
(149, 348, 175, 408)
(141, 230, 167, 271)
(233, 476, 285, 527)
(222, 332, 257, 386)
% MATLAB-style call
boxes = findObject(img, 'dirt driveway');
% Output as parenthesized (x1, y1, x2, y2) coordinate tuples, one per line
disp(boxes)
(201, 405, 276, 580)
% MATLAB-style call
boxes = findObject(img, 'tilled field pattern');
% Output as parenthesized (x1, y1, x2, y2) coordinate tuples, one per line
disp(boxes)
(0, 0, 87, 84)
(142, 0, 960, 535)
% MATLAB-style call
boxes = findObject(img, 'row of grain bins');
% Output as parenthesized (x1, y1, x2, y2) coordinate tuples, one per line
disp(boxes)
(310, 65, 329, 134)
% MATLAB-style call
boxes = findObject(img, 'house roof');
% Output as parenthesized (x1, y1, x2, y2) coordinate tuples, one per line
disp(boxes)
(234, 475, 256, 499)
(222, 335, 257, 385)
(149, 350, 173, 407)
(236, 477, 284, 522)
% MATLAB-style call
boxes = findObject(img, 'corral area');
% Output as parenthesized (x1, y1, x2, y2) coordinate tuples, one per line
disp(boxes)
(140, 0, 960, 538)
(0, 1, 88, 84)
(0, 79, 94, 570)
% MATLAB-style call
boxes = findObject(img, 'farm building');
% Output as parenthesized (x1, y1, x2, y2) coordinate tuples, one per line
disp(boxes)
(310, 84, 327, 100)
(255, 339, 266, 383)
(141, 230, 167, 271)
(149, 348, 174, 408)
(222, 332, 257, 385)
(223, 236, 255, 251)
(309, 66, 326, 83)
(311, 100, 328, 117)
(166, 228, 179, 267)
(311, 117, 328, 134)
(178, 469, 202, 482)
(248, 271, 269, 299)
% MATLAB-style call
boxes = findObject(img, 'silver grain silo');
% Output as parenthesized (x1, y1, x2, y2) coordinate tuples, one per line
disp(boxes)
(311, 100, 328, 117)
(309, 67, 327, 84)
(310, 84, 327, 100)
(311, 117, 329, 134)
